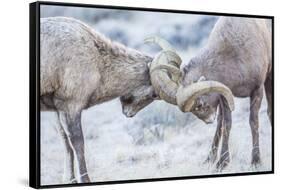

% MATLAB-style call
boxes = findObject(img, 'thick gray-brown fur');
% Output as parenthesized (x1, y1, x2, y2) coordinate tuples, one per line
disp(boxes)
(182, 17, 272, 169)
(40, 17, 156, 183)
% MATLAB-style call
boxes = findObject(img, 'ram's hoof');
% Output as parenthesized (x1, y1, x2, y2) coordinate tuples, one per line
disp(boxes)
(204, 152, 217, 164)
(80, 174, 91, 183)
(251, 156, 261, 168)
(70, 179, 78, 184)
(216, 154, 230, 171)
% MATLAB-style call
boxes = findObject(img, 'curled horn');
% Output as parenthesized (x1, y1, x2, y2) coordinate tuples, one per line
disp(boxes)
(176, 81, 235, 112)
(145, 36, 182, 104)
(145, 36, 182, 67)
(145, 36, 175, 52)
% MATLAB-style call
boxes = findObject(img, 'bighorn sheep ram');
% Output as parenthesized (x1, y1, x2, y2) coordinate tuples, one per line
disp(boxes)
(40, 17, 181, 183)
(147, 17, 272, 170)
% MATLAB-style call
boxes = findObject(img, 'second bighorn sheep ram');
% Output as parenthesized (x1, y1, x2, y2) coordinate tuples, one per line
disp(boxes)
(148, 17, 272, 169)
(40, 17, 181, 183)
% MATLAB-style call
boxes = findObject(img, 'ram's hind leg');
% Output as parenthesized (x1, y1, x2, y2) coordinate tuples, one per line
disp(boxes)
(205, 106, 223, 164)
(250, 87, 263, 166)
(56, 112, 77, 183)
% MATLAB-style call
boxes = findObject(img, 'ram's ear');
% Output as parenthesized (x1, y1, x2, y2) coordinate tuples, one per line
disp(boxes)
(197, 76, 206, 82)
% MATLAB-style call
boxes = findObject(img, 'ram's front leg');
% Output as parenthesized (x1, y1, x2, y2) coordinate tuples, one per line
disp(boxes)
(59, 110, 91, 183)
(216, 100, 232, 171)
(56, 112, 77, 183)
(205, 105, 223, 164)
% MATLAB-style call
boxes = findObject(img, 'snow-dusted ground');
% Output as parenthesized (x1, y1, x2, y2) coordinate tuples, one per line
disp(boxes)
(40, 5, 272, 185)
(41, 97, 271, 185)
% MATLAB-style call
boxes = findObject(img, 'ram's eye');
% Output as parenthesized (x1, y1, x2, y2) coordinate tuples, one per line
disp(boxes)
(121, 96, 134, 104)
(152, 92, 158, 99)
(194, 107, 199, 111)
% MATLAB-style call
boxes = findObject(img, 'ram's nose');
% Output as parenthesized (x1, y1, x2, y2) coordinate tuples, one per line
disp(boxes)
(125, 112, 135, 118)
(204, 120, 214, 124)
(122, 109, 136, 118)
(203, 112, 217, 124)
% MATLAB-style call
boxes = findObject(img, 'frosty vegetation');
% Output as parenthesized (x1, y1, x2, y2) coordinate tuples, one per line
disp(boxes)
(40, 5, 272, 185)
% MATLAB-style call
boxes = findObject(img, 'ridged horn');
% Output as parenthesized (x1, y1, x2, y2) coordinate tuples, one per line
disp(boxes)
(145, 36, 183, 104)
(145, 36, 182, 67)
(176, 81, 235, 112)
(149, 51, 181, 105)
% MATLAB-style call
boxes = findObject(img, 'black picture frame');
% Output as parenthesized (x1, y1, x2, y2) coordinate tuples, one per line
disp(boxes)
(30, 1, 274, 189)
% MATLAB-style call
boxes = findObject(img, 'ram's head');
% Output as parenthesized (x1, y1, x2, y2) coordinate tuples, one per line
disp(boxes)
(146, 36, 235, 122)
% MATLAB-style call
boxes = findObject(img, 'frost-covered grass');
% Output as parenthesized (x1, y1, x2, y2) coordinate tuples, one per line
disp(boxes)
(41, 97, 271, 185)
(40, 6, 272, 185)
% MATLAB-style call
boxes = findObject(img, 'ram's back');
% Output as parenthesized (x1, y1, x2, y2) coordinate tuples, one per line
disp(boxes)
(40, 17, 101, 99)
(202, 17, 271, 96)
